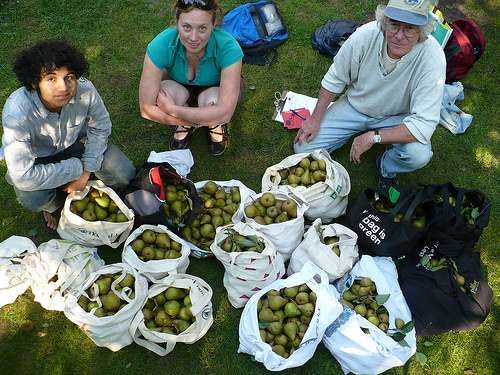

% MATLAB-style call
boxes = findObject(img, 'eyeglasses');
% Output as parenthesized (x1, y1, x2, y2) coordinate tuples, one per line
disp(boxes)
(386, 22, 419, 39)
(176, 0, 212, 10)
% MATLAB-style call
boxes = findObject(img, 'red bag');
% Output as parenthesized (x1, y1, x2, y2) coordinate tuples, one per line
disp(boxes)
(444, 18, 486, 82)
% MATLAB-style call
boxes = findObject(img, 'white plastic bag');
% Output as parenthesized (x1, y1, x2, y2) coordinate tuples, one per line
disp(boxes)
(242, 190, 307, 261)
(0, 236, 37, 308)
(323, 255, 416, 374)
(57, 180, 134, 248)
(210, 222, 285, 308)
(122, 224, 190, 280)
(129, 273, 213, 356)
(187, 179, 256, 258)
(64, 263, 148, 351)
(288, 219, 358, 281)
(24, 240, 104, 311)
(238, 262, 343, 371)
(261, 150, 350, 221)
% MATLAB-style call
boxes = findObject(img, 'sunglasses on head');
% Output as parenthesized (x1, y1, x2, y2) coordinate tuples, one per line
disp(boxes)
(176, 0, 213, 10)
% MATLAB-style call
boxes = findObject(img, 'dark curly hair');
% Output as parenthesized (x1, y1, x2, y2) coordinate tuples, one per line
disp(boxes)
(13, 40, 89, 91)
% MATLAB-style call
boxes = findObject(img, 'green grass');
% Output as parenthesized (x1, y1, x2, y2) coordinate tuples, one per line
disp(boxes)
(0, 1, 498, 374)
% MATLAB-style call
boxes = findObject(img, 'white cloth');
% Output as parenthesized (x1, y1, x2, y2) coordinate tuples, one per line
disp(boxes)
(321, 21, 446, 145)
(439, 81, 473, 134)
(147, 150, 194, 177)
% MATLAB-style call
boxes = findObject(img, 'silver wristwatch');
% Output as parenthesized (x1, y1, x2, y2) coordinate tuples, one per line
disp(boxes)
(373, 129, 382, 144)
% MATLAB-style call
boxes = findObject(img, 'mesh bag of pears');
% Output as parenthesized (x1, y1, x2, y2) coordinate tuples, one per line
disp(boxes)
(323, 256, 416, 374)
(210, 222, 285, 308)
(130, 274, 214, 356)
(180, 180, 256, 258)
(261, 149, 350, 221)
(122, 225, 190, 280)
(58, 181, 134, 248)
(238, 262, 343, 371)
(64, 264, 148, 351)
(242, 190, 306, 261)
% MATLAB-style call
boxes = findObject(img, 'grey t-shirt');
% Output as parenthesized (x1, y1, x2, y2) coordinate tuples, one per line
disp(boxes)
(2, 78, 112, 191)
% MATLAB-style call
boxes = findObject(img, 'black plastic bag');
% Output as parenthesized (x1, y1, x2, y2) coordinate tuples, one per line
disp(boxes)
(347, 188, 432, 257)
(398, 250, 493, 336)
(311, 20, 359, 57)
(124, 162, 202, 231)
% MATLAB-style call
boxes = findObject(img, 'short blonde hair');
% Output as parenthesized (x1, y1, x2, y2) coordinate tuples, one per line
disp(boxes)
(375, 4, 436, 42)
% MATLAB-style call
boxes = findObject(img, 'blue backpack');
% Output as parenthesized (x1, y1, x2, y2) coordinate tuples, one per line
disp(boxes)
(221, 1, 288, 65)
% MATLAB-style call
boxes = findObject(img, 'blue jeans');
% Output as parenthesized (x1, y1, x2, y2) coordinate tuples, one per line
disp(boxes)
(11, 140, 135, 213)
(293, 96, 433, 178)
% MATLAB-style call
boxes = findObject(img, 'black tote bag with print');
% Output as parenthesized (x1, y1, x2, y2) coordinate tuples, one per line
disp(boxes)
(347, 188, 432, 258)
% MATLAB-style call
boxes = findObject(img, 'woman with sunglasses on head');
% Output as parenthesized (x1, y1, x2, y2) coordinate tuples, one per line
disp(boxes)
(139, 0, 243, 156)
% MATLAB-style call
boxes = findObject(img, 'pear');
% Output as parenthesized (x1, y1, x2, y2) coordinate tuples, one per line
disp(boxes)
(142, 230, 156, 244)
(359, 277, 373, 287)
(358, 286, 371, 296)
(155, 249, 165, 260)
(266, 206, 279, 218)
(211, 215, 224, 228)
(268, 295, 287, 311)
(309, 291, 317, 305)
(298, 323, 308, 333)
(95, 194, 110, 208)
(87, 301, 99, 311)
(258, 307, 275, 322)
(275, 334, 288, 347)
(282, 199, 297, 218)
(294, 166, 304, 177)
(378, 313, 389, 323)
(200, 224, 215, 239)
(274, 310, 285, 323)
(162, 327, 176, 335)
(259, 329, 267, 342)
(264, 216, 274, 225)
(183, 295, 191, 307)
(142, 246, 155, 261)
(146, 320, 157, 330)
(78, 296, 89, 311)
(222, 211, 232, 224)
(255, 203, 267, 217)
(300, 315, 311, 324)
(309, 160, 319, 171)
(395, 318, 405, 330)
(154, 293, 166, 306)
(283, 322, 298, 340)
(156, 233, 171, 249)
(368, 316, 380, 326)
(260, 192, 276, 208)
(295, 292, 309, 305)
(312, 170, 326, 182)
(131, 239, 145, 253)
(166, 250, 180, 259)
(284, 286, 299, 299)
(268, 321, 283, 335)
(108, 200, 118, 213)
(145, 299, 155, 310)
(254, 216, 266, 225)
(287, 174, 300, 185)
(164, 300, 181, 318)
(155, 309, 171, 327)
(298, 284, 310, 293)
(284, 302, 301, 318)
(231, 190, 241, 203)
(297, 303, 315, 317)
(299, 157, 311, 170)
(170, 240, 182, 252)
(354, 304, 367, 317)
(116, 212, 128, 222)
(317, 159, 327, 171)
(274, 212, 288, 223)
(101, 292, 121, 312)
(272, 344, 287, 358)
(81, 209, 97, 222)
(143, 308, 154, 321)
(165, 287, 187, 301)
(73, 198, 89, 213)
(96, 277, 112, 295)
(173, 319, 191, 333)
(179, 307, 193, 321)
(300, 169, 310, 185)
(366, 308, 376, 317)
(378, 322, 389, 332)
(94, 308, 106, 317)
(267, 289, 280, 296)
(120, 274, 135, 288)
(340, 299, 354, 309)
(203, 181, 218, 195)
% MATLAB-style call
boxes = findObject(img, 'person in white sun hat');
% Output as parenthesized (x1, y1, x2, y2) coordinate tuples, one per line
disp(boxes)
(294, 0, 445, 191)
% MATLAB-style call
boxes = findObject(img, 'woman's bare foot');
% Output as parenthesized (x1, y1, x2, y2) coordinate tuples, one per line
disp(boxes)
(42, 211, 58, 231)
